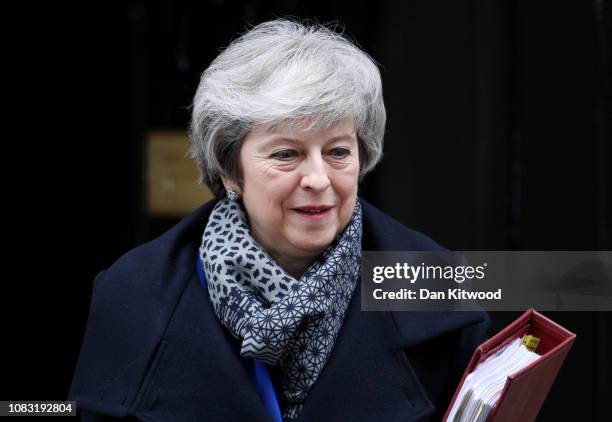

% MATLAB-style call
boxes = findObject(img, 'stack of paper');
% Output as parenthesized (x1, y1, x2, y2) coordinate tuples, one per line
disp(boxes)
(447, 337, 541, 422)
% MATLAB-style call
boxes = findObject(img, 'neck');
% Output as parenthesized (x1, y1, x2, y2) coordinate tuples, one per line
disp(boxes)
(270, 250, 319, 279)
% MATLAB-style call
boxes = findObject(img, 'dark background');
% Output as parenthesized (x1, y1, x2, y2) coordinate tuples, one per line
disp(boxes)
(4, 1, 610, 421)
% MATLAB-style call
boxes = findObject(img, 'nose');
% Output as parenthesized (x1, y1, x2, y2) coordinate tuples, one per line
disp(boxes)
(299, 153, 331, 192)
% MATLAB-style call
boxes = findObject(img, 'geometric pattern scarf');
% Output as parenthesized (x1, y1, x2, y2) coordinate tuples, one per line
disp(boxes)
(199, 198, 362, 420)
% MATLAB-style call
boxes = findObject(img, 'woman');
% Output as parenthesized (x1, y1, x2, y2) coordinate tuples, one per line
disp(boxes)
(69, 19, 489, 421)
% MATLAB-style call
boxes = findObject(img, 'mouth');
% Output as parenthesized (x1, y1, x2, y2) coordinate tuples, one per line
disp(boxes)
(292, 205, 334, 219)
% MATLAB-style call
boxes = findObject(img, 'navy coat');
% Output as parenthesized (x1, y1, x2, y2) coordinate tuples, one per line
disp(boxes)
(68, 198, 489, 421)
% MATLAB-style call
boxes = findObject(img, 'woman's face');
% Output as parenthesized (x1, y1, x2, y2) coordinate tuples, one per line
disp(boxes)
(236, 118, 359, 270)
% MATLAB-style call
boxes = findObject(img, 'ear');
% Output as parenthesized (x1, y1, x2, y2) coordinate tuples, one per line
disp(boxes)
(220, 176, 240, 193)
(220, 176, 233, 190)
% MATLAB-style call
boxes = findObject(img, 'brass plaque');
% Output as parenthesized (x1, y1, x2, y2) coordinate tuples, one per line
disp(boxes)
(146, 130, 213, 217)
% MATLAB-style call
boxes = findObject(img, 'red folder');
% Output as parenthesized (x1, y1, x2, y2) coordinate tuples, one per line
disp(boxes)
(443, 309, 576, 422)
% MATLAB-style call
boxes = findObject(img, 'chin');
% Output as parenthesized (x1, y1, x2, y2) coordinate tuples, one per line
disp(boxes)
(293, 234, 335, 254)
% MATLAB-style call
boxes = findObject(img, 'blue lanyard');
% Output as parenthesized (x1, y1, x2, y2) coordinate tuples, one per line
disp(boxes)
(195, 254, 283, 422)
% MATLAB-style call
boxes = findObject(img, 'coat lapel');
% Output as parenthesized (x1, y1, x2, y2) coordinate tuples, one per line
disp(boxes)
(132, 270, 273, 421)
(296, 284, 436, 421)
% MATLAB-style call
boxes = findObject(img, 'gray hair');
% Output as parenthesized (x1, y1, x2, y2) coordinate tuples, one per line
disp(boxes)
(189, 19, 386, 198)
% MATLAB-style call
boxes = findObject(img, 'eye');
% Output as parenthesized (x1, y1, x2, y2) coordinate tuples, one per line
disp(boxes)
(329, 148, 350, 158)
(271, 149, 298, 161)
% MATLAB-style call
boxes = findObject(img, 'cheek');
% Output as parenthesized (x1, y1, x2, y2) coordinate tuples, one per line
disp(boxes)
(265, 170, 303, 200)
(335, 170, 359, 221)
(244, 162, 292, 195)
(334, 167, 359, 197)
(245, 174, 299, 225)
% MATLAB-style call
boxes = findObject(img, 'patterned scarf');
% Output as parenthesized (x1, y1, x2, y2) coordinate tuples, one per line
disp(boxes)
(199, 198, 362, 419)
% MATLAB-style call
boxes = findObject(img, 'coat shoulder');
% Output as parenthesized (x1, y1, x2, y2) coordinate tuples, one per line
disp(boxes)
(102, 199, 217, 289)
(67, 199, 218, 417)
(359, 197, 490, 328)
(359, 198, 446, 251)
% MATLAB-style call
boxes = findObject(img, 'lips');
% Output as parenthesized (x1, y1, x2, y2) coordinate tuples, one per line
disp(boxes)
(292, 205, 334, 218)
(293, 205, 333, 214)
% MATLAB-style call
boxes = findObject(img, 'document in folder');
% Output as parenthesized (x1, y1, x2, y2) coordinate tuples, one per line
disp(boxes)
(443, 309, 576, 422)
